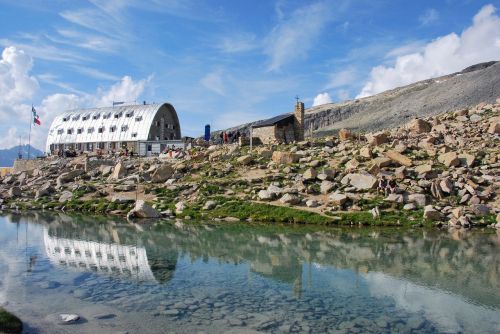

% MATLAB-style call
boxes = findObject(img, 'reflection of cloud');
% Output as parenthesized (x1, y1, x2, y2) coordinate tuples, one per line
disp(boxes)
(43, 228, 155, 282)
(365, 272, 500, 334)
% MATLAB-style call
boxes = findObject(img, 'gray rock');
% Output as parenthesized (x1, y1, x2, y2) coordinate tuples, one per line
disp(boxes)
(341, 173, 377, 190)
(151, 164, 174, 183)
(60, 314, 80, 323)
(471, 204, 490, 216)
(58, 191, 73, 203)
(8, 186, 21, 197)
(258, 190, 274, 201)
(203, 200, 217, 210)
(329, 193, 347, 205)
(423, 205, 441, 221)
(279, 193, 300, 205)
(127, 200, 161, 219)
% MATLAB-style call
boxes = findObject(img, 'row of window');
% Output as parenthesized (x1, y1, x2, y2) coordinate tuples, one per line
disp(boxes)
(63, 111, 142, 122)
(58, 125, 137, 137)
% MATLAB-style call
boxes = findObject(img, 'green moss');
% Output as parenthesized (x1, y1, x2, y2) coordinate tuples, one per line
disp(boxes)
(0, 307, 22, 334)
(206, 197, 333, 224)
(330, 209, 430, 227)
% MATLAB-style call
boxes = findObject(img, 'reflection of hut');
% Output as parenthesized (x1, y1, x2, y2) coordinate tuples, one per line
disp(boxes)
(43, 228, 156, 281)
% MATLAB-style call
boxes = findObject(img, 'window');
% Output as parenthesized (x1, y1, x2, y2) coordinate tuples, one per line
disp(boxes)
(103, 112, 111, 119)
(93, 113, 100, 120)
(82, 114, 90, 121)
(67, 128, 73, 134)
(125, 110, 134, 118)
(63, 115, 71, 122)
(98, 126, 105, 133)
(87, 127, 94, 134)
(135, 115, 142, 122)
(77, 128, 83, 134)
(131, 132, 137, 138)
(114, 112, 123, 119)
(121, 125, 128, 132)
(57, 129, 64, 134)
(110, 126, 116, 133)
(72, 115, 80, 121)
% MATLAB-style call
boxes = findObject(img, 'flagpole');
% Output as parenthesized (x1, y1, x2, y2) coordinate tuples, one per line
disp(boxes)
(28, 105, 33, 160)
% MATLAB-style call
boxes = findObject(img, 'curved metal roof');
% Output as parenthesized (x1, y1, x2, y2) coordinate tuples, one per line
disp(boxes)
(45, 103, 178, 151)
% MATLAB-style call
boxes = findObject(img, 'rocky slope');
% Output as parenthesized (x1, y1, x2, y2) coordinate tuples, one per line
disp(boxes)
(0, 102, 499, 229)
(219, 61, 499, 137)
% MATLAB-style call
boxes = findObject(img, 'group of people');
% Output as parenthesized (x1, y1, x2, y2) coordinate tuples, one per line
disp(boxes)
(218, 130, 241, 144)
(378, 176, 397, 196)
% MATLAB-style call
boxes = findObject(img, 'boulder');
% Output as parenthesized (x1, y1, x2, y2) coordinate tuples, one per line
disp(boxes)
(320, 180, 335, 194)
(385, 150, 412, 167)
(175, 201, 186, 214)
(35, 182, 55, 198)
(344, 158, 360, 171)
(302, 168, 317, 181)
(258, 190, 274, 201)
(471, 204, 490, 216)
(458, 153, 475, 167)
(305, 199, 319, 208)
(272, 151, 300, 164)
(440, 178, 454, 193)
(111, 195, 135, 204)
(367, 132, 388, 146)
(415, 164, 432, 174)
(359, 147, 372, 158)
(407, 193, 427, 207)
(110, 162, 127, 180)
(338, 128, 352, 141)
(267, 185, 283, 196)
(403, 203, 417, 210)
(329, 193, 347, 205)
(341, 173, 377, 190)
(151, 164, 174, 183)
(385, 193, 404, 203)
(409, 118, 432, 134)
(488, 121, 500, 134)
(437, 152, 460, 167)
(279, 193, 300, 205)
(237, 155, 253, 165)
(370, 157, 392, 168)
(8, 186, 21, 198)
(203, 200, 217, 210)
(58, 191, 73, 203)
(57, 169, 84, 186)
(317, 169, 336, 181)
(128, 200, 161, 219)
(423, 205, 441, 221)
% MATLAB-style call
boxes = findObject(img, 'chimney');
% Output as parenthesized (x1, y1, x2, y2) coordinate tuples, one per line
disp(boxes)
(294, 101, 305, 141)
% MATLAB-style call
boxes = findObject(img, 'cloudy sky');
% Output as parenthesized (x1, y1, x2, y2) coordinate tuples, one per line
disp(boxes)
(0, 0, 499, 150)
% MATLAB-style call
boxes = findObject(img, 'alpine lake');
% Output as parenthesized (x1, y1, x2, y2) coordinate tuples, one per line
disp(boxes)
(0, 212, 499, 334)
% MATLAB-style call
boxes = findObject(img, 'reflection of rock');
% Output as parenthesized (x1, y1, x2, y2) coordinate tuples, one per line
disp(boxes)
(43, 229, 156, 282)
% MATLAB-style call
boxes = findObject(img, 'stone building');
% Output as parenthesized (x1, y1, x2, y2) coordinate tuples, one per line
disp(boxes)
(46, 102, 182, 156)
(252, 101, 305, 144)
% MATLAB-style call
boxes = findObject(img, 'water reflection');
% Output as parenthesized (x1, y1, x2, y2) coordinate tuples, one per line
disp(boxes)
(1, 212, 500, 333)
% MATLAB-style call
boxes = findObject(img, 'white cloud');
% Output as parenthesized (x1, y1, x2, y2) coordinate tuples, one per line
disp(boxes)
(419, 8, 439, 25)
(0, 45, 152, 150)
(0, 46, 38, 104)
(200, 69, 225, 96)
(217, 33, 259, 53)
(264, 1, 332, 71)
(358, 4, 500, 98)
(312, 92, 332, 106)
(325, 68, 358, 89)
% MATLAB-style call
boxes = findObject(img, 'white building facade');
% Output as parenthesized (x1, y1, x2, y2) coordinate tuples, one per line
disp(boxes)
(46, 103, 182, 155)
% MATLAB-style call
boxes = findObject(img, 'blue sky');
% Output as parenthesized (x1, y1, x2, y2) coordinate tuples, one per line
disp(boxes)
(0, 0, 499, 149)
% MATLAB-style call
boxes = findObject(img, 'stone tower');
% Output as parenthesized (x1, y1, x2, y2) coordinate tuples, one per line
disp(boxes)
(293, 101, 305, 141)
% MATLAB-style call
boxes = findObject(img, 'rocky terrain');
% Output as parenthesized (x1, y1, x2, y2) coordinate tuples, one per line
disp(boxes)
(0, 102, 499, 229)
(220, 61, 500, 138)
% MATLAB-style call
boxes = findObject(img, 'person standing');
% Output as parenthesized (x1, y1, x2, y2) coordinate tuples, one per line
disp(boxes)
(224, 131, 228, 144)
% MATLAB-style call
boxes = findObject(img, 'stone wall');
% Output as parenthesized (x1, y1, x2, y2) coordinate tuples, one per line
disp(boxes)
(252, 126, 276, 144)
(12, 159, 45, 173)
(275, 123, 295, 144)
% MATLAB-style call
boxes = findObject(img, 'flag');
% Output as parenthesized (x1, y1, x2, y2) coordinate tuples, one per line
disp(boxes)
(32, 106, 41, 125)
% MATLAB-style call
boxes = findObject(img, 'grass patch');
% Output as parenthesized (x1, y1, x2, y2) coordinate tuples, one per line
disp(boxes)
(0, 307, 22, 334)
(330, 209, 431, 227)
(207, 197, 333, 224)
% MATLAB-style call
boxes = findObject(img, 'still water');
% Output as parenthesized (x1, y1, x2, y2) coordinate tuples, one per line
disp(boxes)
(0, 213, 499, 334)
